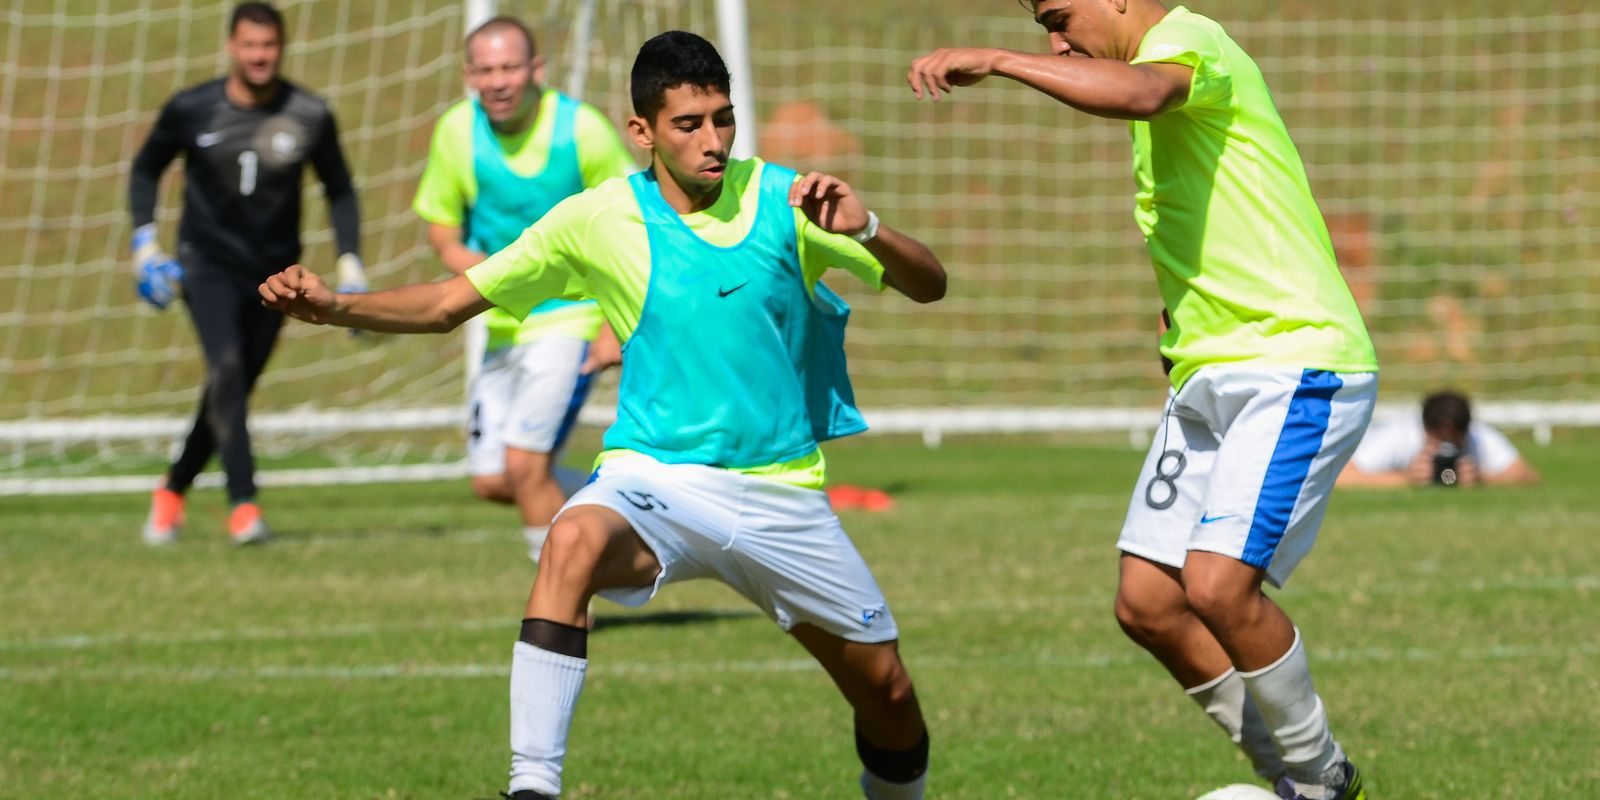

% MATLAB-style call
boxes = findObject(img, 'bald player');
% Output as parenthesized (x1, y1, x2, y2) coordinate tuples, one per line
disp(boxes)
(413, 16, 636, 560)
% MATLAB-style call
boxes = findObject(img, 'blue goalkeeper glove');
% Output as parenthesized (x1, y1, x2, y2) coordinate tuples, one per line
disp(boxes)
(131, 224, 183, 311)
(335, 253, 369, 338)
(335, 252, 369, 294)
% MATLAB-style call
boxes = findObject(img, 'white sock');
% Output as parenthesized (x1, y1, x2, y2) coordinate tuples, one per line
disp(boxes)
(1186, 668, 1285, 781)
(508, 641, 587, 796)
(523, 525, 550, 562)
(1239, 629, 1343, 791)
(859, 769, 926, 800)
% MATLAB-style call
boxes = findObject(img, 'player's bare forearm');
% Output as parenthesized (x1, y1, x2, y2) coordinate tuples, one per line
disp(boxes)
(868, 225, 947, 304)
(908, 47, 1190, 120)
(330, 280, 492, 333)
(427, 223, 487, 274)
(259, 267, 491, 333)
(991, 51, 1189, 119)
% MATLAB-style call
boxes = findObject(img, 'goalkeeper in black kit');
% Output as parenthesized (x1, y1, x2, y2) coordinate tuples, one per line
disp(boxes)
(128, 2, 364, 545)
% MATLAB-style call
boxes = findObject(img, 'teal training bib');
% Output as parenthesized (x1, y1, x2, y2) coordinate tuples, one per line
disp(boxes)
(467, 92, 587, 318)
(606, 163, 867, 468)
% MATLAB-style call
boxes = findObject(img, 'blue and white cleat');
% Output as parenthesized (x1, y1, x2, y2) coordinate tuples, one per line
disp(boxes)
(1278, 760, 1366, 800)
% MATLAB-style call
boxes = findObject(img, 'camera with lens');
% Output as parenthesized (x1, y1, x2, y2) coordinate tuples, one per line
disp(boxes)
(1432, 441, 1461, 486)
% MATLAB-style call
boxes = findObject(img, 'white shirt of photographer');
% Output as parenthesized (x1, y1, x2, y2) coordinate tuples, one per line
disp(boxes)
(1350, 416, 1521, 475)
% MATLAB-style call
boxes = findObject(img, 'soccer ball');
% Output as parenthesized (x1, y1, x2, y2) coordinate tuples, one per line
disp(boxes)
(1196, 784, 1281, 800)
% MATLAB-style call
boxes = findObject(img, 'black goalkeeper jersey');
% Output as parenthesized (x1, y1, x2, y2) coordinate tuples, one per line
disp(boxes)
(129, 78, 359, 278)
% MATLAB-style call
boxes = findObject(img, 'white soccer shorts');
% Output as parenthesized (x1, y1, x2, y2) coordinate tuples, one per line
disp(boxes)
(1117, 366, 1377, 587)
(557, 453, 900, 643)
(467, 336, 592, 477)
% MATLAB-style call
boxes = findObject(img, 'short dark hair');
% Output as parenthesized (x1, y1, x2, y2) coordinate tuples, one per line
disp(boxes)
(1421, 391, 1472, 438)
(630, 31, 730, 121)
(466, 16, 537, 62)
(230, 2, 284, 39)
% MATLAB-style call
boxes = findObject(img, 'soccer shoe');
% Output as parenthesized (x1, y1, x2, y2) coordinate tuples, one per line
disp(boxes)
(228, 502, 271, 545)
(500, 791, 555, 800)
(142, 487, 185, 546)
(1277, 760, 1365, 800)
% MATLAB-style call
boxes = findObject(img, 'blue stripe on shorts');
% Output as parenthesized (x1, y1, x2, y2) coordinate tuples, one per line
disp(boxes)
(1242, 369, 1343, 567)
(551, 342, 594, 452)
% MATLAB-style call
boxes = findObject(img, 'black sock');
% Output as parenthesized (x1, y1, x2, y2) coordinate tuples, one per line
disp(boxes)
(519, 617, 588, 659)
(856, 725, 929, 783)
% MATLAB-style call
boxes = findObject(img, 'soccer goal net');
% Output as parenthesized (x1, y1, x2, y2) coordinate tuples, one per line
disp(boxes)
(3, 1, 1597, 494)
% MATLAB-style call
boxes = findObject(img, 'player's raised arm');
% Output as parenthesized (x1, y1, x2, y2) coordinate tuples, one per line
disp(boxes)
(907, 46, 1190, 121)
(906, 0, 1194, 121)
(260, 267, 491, 333)
(789, 171, 946, 304)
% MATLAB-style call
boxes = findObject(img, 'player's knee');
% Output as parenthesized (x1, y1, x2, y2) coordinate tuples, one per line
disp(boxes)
(861, 656, 919, 719)
(1114, 589, 1173, 646)
(1182, 576, 1254, 628)
(208, 350, 248, 391)
(471, 474, 512, 503)
(205, 373, 247, 406)
(880, 668, 917, 716)
(538, 516, 606, 591)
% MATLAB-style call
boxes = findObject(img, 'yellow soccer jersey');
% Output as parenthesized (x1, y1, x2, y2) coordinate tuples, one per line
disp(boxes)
(1130, 6, 1378, 388)
(414, 90, 635, 346)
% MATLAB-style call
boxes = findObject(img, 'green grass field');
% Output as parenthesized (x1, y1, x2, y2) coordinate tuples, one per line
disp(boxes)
(4, 431, 1597, 798)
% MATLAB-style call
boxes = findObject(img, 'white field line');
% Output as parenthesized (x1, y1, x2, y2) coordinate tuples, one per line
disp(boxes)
(3, 640, 1598, 684)
(1, 574, 1595, 654)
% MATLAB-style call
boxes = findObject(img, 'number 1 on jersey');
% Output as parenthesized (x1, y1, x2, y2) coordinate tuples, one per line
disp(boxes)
(238, 150, 258, 196)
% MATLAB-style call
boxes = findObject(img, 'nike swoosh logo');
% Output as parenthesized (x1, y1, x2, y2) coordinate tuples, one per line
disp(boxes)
(717, 281, 750, 298)
(196, 132, 224, 148)
(1199, 513, 1235, 524)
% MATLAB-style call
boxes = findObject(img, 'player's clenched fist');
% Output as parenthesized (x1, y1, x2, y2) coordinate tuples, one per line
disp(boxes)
(259, 265, 336, 324)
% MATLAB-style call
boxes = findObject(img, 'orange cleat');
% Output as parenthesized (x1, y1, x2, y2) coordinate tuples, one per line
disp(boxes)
(142, 487, 185, 546)
(228, 501, 271, 545)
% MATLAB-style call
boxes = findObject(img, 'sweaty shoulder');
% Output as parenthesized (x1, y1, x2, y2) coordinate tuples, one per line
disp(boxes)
(1131, 8, 1233, 109)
